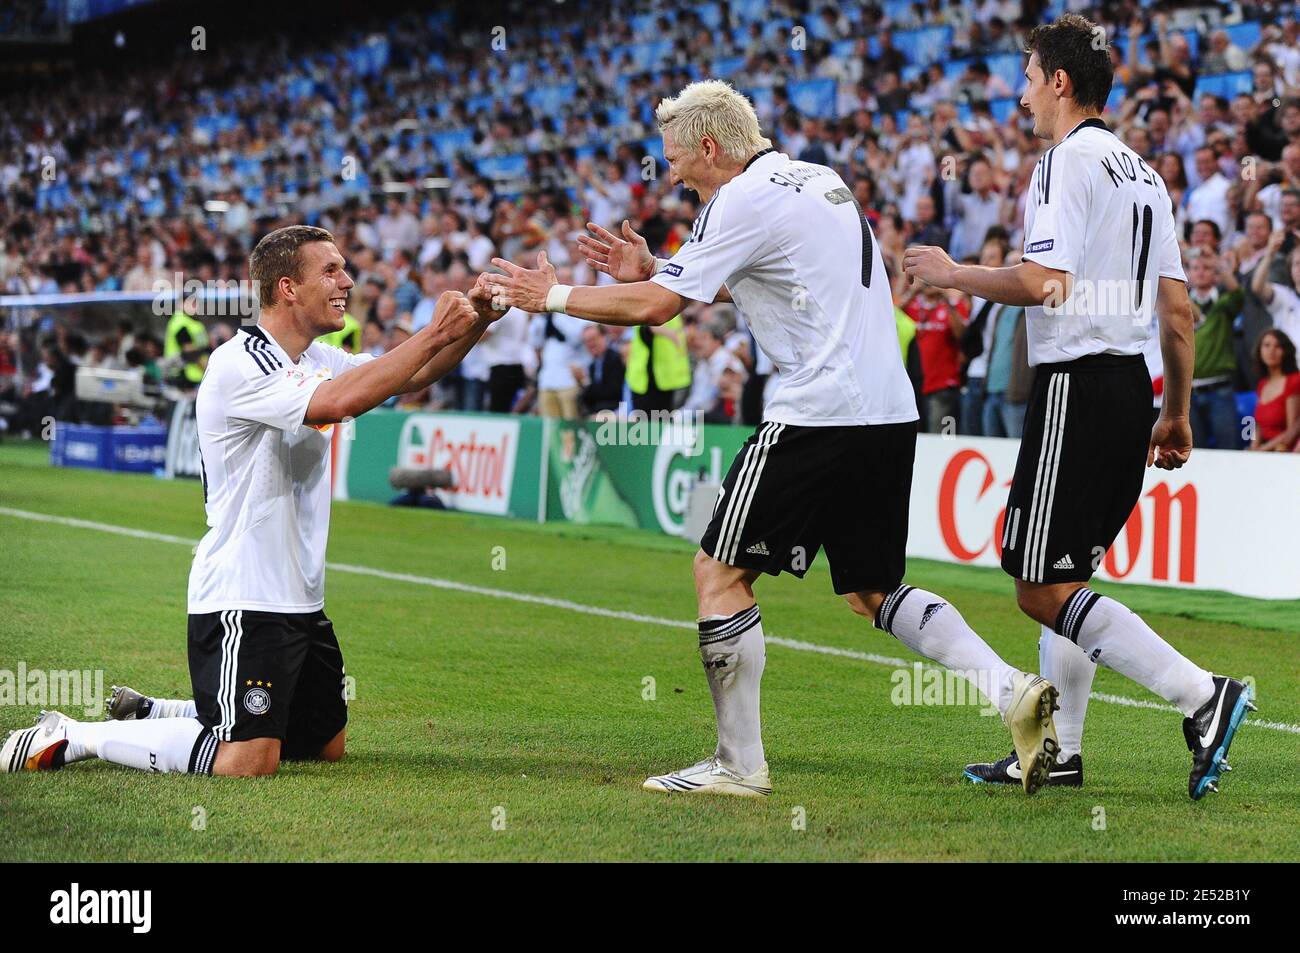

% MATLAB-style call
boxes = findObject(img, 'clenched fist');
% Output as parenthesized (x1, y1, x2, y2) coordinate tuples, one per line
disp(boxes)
(427, 290, 478, 346)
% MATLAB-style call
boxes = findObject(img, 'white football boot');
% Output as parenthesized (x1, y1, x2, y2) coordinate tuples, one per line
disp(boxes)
(1, 710, 72, 772)
(643, 755, 772, 797)
(1003, 673, 1061, 795)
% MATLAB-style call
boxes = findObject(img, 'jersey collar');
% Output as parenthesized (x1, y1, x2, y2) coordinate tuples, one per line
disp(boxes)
(243, 323, 298, 366)
(1065, 117, 1108, 139)
(743, 147, 776, 172)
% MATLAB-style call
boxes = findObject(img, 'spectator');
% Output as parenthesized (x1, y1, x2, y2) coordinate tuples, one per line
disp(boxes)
(1249, 327, 1300, 450)
(479, 307, 533, 414)
(1186, 250, 1245, 449)
(949, 156, 1006, 262)
(911, 194, 950, 249)
(1201, 30, 1249, 76)
(1186, 146, 1233, 239)
(1250, 229, 1300, 345)
(903, 283, 969, 433)
(683, 319, 746, 424)
(531, 310, 586, 419)
(958, 236, 1010, 435)
(576, 325, 625, 416)
(626, 315, 690, 415)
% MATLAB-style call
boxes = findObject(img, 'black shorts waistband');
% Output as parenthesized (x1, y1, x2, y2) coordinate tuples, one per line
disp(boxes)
(1036, 353, 1146, 374)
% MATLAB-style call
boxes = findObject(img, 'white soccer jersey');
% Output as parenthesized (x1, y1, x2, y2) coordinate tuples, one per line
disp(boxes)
(1021, 118, 1186, 366)
(187, 325, 373, 615)
(651, 150, 918, 427)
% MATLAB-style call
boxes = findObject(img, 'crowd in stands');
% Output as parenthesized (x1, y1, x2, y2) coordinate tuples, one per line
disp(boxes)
(1, 0, 1298, 450)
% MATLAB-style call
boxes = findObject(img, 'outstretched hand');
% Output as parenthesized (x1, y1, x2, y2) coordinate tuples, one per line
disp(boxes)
(576, 220, 656, 283)
(488, 251, 558, 313)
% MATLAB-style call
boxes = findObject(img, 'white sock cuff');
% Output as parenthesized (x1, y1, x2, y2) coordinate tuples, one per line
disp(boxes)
(1055, 587, 1103, 643)
(698, 605, 761, 645)
(874, 585, 915, 636)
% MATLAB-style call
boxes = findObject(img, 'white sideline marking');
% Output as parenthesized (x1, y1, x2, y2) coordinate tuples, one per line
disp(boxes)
(2, 505, 1297, 736)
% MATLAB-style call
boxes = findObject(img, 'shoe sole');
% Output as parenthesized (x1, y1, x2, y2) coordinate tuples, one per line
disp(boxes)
(1007, 678, 1060, 796)
(1192, 682, 1253, 801)
(642, 778, 772, 797)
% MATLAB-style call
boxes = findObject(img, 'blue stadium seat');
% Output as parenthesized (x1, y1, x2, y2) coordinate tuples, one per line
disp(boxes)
(477, 154, 528, 180)
(788, 78, 837, 119)
(989, 97, 1020, 123)
(1194, 71, 1254, 100)
(713, 55, 746, 78)
(1225, 21, 1262, 52)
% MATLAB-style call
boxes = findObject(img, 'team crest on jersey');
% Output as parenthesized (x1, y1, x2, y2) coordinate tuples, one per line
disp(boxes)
(1025, 239, 1054, 253)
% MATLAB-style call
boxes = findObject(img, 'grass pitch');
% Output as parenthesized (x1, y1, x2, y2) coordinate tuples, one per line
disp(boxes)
(0, 438, 1296, 861)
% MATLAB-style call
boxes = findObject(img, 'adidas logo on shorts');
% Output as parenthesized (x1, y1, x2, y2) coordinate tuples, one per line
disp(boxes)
(745, 541, 771, 556)
(1053, 554, 1075, 570)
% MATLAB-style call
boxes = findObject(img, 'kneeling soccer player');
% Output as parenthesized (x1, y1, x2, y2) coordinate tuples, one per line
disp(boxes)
(487, 81, 1061, 796)
(3, 226, 504, 777)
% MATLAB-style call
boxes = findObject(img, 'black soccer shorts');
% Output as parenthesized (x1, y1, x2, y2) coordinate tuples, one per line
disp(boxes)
(699, 420, 917, 594)
(188, 609, 348, 758)
(1000, 353, 1152, 584)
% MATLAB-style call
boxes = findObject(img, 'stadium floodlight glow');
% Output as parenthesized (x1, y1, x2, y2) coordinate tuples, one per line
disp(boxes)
(203, 201, 230, 213)
(381, 181, 414, 194)
(421, 177, 451, 190)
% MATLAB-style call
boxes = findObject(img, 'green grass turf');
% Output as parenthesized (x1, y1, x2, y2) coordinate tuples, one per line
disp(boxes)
(0, 438, 1296, 861)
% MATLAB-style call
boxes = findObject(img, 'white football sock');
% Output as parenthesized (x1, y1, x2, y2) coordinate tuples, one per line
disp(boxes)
(1038, 623, 1095, 759)
(63, 717, 214, 774)
(143, 697, 198, 719)
(876, 586, 1020, 714)
(698, 606, 766, 776)
(1056, 588, 1215, 717)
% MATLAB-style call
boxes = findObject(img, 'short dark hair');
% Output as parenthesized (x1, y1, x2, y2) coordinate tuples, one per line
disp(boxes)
(1253, 328, 1299, 379)
(1192, 219, 1222, 241)
(1026, 14, 1114, 113)
(249, 225, 335, 308)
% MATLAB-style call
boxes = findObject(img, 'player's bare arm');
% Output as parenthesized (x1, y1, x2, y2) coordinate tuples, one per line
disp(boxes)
(1148, 275, 1194, 470)
(488, 250, 690, 327)
(395, 274, 508, 394)
(305, 290, 478, 424)
(902, 244, 1072, 307)
(578, 220, 734, 302)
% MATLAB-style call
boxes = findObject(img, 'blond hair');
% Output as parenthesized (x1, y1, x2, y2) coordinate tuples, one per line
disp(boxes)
(655, 80, 771, 162)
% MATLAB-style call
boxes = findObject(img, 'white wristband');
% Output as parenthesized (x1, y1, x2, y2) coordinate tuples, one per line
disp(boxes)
(653, 258, 670, 276)
(545, 283, 573, 313)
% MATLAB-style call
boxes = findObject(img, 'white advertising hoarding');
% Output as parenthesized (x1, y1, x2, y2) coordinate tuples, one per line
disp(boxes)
(909, 435, 1300, 600)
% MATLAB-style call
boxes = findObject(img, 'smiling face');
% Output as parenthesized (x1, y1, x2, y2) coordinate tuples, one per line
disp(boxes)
(289, 241, 354, 336)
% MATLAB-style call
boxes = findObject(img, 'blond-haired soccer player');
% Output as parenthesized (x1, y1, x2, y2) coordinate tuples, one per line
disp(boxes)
(489, 81, 1061, 797)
